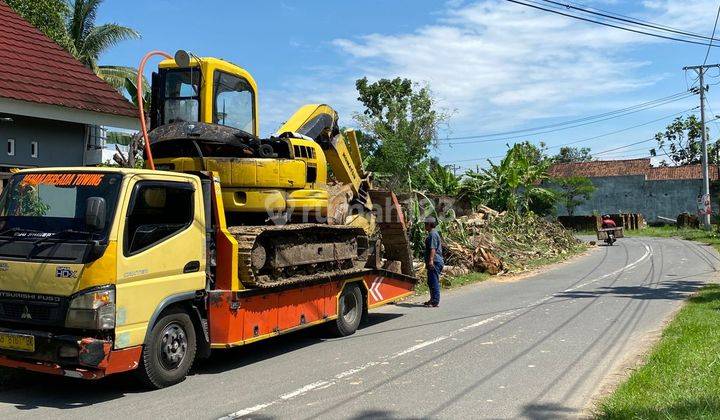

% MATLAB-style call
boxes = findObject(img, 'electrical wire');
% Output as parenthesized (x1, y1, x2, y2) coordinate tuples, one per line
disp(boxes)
(443, 108, 699, 164)
(542, 0, 716, 41)
(704, 3, 720, 65)
(562, 1, 713, 39)
(593, 139, 655, 156)
(506, 0, 720, 47)
(444, 107, 696, 146)
(438, 91, 691, 141)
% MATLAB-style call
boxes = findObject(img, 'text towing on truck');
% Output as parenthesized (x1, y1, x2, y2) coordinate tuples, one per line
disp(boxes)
(0, 51, 416, 388)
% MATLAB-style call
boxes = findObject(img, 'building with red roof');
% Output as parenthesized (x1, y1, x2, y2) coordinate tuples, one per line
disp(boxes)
(0, 0, 138, 183)
(548, 158, 720, 223)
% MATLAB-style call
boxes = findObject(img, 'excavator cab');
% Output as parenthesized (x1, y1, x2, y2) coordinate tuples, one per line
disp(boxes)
(149, 57, 259, 136)
(147, 57, 332, 221)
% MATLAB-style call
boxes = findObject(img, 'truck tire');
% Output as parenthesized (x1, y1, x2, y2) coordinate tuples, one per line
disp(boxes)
(136, 309, 197, 389)
(329, 283, 364, 337)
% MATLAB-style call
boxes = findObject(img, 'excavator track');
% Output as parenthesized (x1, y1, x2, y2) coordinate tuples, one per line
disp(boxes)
(229, 224, 369, 288)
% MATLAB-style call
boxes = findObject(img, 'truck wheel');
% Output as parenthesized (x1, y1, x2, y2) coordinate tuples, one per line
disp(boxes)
(329, 283, 364, 337)
(136, 309, 197, 389)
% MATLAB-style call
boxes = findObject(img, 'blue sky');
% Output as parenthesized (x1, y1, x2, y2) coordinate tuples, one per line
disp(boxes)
(98, 0, 720, 169)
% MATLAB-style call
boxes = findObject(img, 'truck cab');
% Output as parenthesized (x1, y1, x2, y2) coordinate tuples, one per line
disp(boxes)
(0, 168, 208, 382)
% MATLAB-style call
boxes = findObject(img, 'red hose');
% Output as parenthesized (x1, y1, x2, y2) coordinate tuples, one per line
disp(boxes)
(137, 50, 172, 170)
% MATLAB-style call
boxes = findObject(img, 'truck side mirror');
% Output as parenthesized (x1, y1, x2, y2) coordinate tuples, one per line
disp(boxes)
(85, 197, 106, 231)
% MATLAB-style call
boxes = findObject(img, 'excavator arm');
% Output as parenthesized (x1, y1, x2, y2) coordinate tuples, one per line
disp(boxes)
(277, 104, 368, 205)
(278, 105, 414, 277)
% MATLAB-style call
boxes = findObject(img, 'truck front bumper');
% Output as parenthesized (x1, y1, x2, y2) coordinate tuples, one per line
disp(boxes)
(0, 327, 141, 379)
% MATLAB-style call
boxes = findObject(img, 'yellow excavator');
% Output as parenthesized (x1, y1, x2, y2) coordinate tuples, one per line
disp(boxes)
(145, 53, 413, 287)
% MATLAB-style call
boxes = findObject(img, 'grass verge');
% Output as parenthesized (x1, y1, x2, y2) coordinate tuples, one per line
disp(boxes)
(624, 225, 720, 248)
(596, 284, 720, 419)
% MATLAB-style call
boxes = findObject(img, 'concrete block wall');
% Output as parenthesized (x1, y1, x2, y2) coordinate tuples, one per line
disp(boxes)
(555, 175, 717, 223)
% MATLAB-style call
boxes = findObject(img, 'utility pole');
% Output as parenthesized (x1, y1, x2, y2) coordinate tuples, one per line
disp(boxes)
(451, 164, 459, 176)
(683, 64, 720, 230)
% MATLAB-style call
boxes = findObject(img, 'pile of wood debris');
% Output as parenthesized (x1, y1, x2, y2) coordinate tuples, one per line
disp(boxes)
(439, 207, 581, 275)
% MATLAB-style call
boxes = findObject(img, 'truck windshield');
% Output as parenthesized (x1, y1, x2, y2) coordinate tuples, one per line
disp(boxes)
(0, 173, 122, 241)
(162, 68, 201, 125)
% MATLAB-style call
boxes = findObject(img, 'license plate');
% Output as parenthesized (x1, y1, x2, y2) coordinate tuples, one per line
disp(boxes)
(0, 332, 35, 352)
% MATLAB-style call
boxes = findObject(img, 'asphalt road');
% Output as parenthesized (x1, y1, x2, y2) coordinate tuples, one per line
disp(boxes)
(0, 237, 718, 419)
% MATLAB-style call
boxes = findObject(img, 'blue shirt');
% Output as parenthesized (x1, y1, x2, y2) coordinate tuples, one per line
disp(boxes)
(424, 229, 443, 265)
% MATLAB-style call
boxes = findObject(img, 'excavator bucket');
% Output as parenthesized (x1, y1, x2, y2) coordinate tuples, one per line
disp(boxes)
(369, 190, 415, 277)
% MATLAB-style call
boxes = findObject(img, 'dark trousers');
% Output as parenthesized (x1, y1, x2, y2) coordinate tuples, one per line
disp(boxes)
(427, 262, 444, 304)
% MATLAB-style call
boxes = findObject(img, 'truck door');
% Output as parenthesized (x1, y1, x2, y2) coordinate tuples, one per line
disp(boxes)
(115, 176, 206, 349)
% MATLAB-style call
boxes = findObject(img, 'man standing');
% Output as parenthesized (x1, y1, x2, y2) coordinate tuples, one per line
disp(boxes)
(423, 216, 444, 307)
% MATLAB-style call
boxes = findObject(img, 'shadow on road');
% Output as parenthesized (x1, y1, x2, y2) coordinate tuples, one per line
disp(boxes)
(521, 402, 577, 419)
(554, 280, 705, 301)
(0, 312, 405, 411)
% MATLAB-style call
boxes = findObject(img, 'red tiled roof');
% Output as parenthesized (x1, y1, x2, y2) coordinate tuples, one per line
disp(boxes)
(647, 165, 720, 181)
(0, 1, 137, 119)
(548, 158, 720, 181)
(548, 158, 652, 178)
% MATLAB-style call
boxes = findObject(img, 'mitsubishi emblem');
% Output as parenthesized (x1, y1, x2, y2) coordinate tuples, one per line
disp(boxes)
(20, 306, 32, 320)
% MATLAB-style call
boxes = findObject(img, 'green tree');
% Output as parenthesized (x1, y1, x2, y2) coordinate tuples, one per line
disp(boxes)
(66, 0, 140, 71)
(651, 115, 720, 166)
(354, 77, 448, 191)
(513, 141, 549, 165)
(415, 159, 460, 196)
(5, 0, 72, 50)
(553, 146, 592, 163)
(459, 143, 555, 214)
(550, 176, 596, 216)
(106, 131, 133, 145)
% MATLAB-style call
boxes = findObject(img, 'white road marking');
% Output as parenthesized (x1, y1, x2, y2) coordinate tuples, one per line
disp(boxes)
(220, 240, 653, 419)
(280, 382, 330, 400)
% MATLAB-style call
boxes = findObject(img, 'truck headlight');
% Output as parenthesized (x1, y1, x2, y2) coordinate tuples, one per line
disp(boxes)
(65, 287, 115, 330)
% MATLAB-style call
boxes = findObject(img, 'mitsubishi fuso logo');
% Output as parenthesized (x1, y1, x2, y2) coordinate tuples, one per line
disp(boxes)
(21, 306, 32, 320)
(0, 263, 8, 272)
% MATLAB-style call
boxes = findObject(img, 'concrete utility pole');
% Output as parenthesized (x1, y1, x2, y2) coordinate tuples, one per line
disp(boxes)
(683, 63, 720, 230)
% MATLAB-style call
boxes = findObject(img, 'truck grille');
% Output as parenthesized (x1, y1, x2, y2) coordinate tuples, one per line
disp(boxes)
(0, 293, 67, 326)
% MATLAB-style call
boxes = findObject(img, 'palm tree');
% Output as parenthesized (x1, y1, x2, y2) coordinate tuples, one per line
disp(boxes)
(65, 0, 140, 78)
(64, 0, 146, 105)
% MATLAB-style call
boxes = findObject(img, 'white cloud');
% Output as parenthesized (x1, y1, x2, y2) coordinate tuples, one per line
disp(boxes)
(262, 0, 718, 135)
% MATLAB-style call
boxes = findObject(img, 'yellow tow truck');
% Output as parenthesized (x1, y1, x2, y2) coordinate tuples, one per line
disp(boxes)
(0, 52, 415, 388)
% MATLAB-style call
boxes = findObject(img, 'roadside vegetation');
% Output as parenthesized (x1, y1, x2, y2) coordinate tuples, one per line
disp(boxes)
(596, 225, 720, 419)
(351, 78, 590, 292)
(597, 284, 720, 419)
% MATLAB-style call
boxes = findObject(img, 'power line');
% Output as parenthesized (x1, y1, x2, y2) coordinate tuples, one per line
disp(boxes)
(506, 0, 720, 47)
(557, 1, 713, 40)
(441, 94, 694, 144)
(443, 108, 698, 163)
(704, 3, 720, 65)
(443, 107, 696, 146)
(593, 139, 654, 156)
(438, 91, 691, 141)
